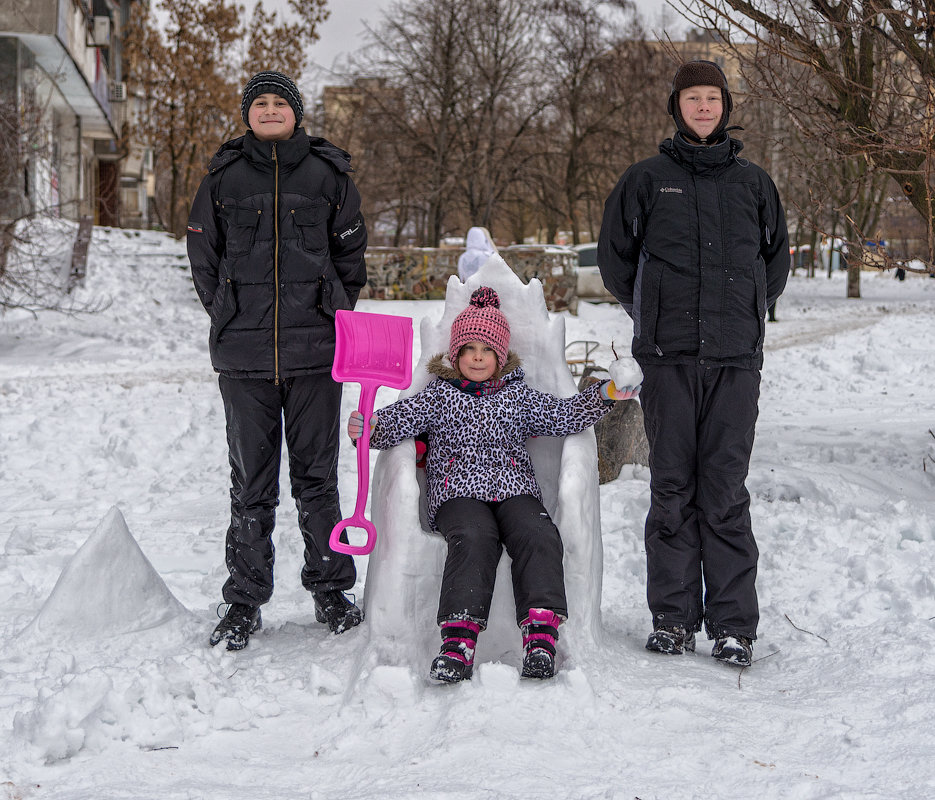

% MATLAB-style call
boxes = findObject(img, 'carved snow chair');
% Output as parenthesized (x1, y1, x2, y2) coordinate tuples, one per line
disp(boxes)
(363, 255, 605, 676)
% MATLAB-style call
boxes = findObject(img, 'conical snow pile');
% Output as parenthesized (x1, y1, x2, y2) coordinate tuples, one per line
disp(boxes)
(18, 506, 189, 643)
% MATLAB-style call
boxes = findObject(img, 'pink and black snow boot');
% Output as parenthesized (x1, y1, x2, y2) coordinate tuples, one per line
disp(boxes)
(430, 618, 481, 683)
(520, 608, 561, 679)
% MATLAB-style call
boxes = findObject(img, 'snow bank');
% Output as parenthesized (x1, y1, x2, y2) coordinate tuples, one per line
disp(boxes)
(2, 228, 935, 798)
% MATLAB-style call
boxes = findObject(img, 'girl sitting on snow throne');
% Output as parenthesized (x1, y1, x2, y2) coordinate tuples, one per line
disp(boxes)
(347, 286, 639, 682)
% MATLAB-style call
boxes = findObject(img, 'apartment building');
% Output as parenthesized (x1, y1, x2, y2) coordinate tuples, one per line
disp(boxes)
(0, 0, 150, 227)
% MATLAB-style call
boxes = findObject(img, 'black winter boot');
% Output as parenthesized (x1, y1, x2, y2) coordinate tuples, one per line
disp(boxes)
(712, 635, 753, 667)
(313, 590, 363, 634)
(210, 603, 262, 651)
(645, 625, 696, 655)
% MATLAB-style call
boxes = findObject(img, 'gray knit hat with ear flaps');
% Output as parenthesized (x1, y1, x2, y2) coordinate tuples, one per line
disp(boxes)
(241, 71, 304, 127)
(666, 60, 733, 143)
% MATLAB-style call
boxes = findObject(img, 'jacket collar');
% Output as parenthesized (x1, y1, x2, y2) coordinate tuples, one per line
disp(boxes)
(208, 129, 354, 175)
(660, 132, 744, 175)
(242, 128, 311, 171)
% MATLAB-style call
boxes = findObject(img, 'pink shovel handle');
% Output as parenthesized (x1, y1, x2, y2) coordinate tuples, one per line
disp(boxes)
(329, 516, 377, 556)
(330, 383, 378, 556)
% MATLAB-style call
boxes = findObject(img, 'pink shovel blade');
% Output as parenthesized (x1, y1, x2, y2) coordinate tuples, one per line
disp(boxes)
(331, 309, 414, 390)
(330, 309, 413, 556)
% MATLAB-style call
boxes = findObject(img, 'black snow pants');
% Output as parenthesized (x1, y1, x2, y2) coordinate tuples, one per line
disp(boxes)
(218, 373, 357, 606)
(639, 363, 760, 640)
(434, 495, 567, 627)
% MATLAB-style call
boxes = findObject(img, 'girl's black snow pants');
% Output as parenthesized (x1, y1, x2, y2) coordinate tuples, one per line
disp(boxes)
(218, 372, 357, 607)
(434, 494, 567, 626)
(639, 363, 760, 640)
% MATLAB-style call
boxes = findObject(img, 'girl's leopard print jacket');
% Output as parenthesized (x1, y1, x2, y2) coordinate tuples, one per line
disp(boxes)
(369, 351, 613, 530)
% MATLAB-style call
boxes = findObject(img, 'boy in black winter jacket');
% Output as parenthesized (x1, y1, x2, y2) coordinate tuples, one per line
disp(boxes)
(597, 61, 790, 667)
(187, 71, 368, 650)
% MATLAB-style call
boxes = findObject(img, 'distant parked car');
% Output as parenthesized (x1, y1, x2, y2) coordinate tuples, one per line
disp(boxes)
(572, 243, 614, 302)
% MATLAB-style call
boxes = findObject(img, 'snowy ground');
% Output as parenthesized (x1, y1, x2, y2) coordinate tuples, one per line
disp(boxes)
(1, 227, 934, 799)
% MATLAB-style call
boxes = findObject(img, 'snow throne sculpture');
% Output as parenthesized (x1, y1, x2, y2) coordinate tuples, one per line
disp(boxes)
(363, 255, 604, 673)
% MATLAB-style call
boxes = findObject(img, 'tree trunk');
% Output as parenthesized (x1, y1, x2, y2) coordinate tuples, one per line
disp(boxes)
(847, 261, 861, 298)
(578, 370, 649, 482)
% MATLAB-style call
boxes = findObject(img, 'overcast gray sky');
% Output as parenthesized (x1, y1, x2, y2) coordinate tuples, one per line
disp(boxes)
(306, 0, 384, 78)
(304, 0, 685, 86)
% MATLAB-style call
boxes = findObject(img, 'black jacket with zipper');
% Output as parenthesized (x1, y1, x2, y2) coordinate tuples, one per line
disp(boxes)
(598, 133, 789, 370)
(187, 128, 368, 379)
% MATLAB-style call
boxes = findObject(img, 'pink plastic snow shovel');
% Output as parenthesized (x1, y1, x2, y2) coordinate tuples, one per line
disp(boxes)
(329, 309, 413, 555)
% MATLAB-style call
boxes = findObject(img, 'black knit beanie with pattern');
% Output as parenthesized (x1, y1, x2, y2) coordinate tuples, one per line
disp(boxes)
(666, 60, 733, 143)
(241, 71, 304, 127)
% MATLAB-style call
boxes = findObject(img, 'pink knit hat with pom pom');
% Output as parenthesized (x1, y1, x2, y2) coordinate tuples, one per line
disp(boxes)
(449, 286, 511, 369)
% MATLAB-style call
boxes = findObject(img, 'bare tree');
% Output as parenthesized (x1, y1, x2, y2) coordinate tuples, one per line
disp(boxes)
(510, 2, 689, 245)
(351, 0, 566, 245)
(517, 118, 569, 243)
(450, 0, 549, 230)
(531, 1, 604, 243)
(673, 0, 935, 297)
(351, 0, 471, 246)
(325, 79, 425, 246)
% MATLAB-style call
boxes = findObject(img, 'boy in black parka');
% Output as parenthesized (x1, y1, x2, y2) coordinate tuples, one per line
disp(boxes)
(187, 71, 368, 650)
(598, 61, 790, 667)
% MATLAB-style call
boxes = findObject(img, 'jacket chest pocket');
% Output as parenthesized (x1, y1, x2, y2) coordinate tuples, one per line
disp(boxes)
(644, 183, 693, 265)
(220, 204, 261, 258)
(722, 180, 761, 265)
(292, 201, 331, 252)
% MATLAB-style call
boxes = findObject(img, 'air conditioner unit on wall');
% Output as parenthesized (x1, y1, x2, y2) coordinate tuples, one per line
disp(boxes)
(90, 16, 111, 47)
(110, 81, 127, 102)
